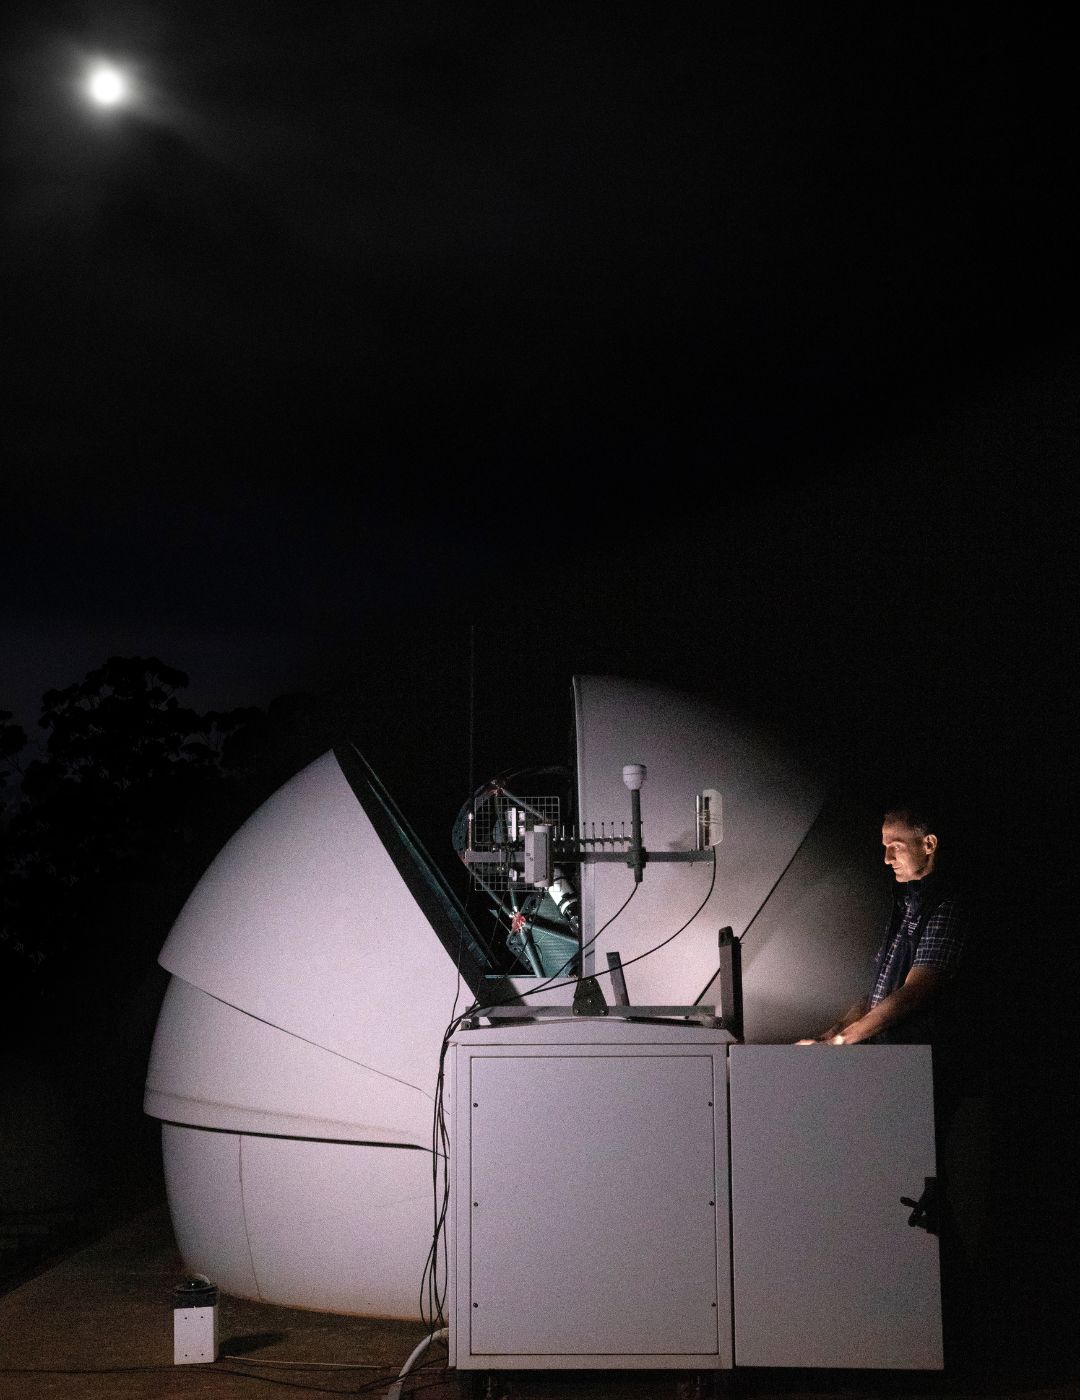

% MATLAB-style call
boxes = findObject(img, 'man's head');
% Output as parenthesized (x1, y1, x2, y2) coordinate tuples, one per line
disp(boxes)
(881, 806, 938, 883)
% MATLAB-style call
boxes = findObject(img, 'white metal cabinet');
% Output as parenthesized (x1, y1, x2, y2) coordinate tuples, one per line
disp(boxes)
(450, 1031, 943, 1373)
(728, 1044, 942, 1369)
(450, 1023, 733, 1371)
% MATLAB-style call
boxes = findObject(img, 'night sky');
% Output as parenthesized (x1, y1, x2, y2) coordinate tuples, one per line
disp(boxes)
(3, 5, 1076, 835)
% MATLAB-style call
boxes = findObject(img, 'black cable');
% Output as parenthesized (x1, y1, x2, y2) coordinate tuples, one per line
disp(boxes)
(0, 1362, 406, 1395)
(402, 1379, 456, 1398)
(419, 998, 477, 1333)
(212, 1364, 392, 1394)
(225, 1357, 403, 1370)
(416, 896, 475, 1333)
(732, 817, 817, 943)
(540, 879, 638, 986)
(0, 1367, 175, 1376)
(602, 846, 717, 979)
(475, 878, 640, 1009)
(470, 845, 717, 1012)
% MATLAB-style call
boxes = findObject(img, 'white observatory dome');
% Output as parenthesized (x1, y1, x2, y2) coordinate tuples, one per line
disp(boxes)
(145, 676, 887, 1317)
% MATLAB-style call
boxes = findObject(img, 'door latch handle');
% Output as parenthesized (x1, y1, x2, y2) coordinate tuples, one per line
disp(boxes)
(900, 1176, 939, 1234)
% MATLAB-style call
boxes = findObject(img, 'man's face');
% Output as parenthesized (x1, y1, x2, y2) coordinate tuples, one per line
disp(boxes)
(881, 818, 937, 883)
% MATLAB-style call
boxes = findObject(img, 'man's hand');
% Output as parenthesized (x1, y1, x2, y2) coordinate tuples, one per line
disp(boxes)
(794, 996, 870, 1045)
(829, 1022, 871, 1045)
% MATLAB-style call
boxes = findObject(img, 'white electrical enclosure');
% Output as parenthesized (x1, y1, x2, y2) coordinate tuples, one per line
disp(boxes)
(729, 1045, 943, 1369)
(450, 1022, 734, 1371)
(450, 1032, 942, 1373)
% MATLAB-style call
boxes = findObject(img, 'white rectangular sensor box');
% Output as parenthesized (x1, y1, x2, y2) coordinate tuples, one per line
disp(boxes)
(174, 1302, 219, 1364)
(523, 825, 552, 886)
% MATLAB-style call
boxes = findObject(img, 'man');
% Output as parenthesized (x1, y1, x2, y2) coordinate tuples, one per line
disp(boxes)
(798, 804, 965, 1050)
(799, 804, 977, 1370)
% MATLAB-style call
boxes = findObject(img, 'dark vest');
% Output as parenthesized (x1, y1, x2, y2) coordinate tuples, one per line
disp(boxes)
(870, 872, 956, 1046)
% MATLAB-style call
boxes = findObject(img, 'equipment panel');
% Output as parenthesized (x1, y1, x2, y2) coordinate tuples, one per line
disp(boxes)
(451, 1026, 733, 1371)
(729, 1044, 942, 1369)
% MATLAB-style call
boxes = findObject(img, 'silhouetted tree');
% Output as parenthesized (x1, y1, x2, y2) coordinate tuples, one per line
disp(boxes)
(0, 658, 349, 1054)
(0, 708, 26, 798)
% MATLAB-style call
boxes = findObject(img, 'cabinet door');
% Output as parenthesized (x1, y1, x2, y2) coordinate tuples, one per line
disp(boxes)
(729, 1045, 942, 1369)
(467, 1052, 722, 1358)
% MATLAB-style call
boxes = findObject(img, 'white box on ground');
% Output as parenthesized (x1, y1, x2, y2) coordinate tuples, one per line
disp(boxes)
(173, 1278, 220, 1364)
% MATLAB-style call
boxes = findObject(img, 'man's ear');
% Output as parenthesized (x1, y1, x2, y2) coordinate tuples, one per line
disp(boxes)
(924, 833, 938, 856)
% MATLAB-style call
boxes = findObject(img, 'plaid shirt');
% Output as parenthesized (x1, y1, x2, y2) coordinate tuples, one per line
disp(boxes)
(869, 873, 965, 1011)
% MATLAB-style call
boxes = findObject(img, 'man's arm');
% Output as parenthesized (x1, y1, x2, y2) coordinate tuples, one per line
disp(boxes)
(830, 966, 944, 1044)
(795, 997, 868, 1044)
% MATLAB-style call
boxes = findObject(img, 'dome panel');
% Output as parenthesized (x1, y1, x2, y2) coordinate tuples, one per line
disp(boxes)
(161, 1124, 259, 1300)
(157, 750, 481, 1093)
(241, 1136, 434, 1318)
(731, 798, 889, 1042)
(161, 1125, 433, 1317)
(146, 976, 434, 1145)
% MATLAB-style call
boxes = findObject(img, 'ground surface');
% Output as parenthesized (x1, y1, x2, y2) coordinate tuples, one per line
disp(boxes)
(1, 1204, 1077, 1400)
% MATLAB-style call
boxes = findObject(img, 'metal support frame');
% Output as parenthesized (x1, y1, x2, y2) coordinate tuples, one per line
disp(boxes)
(461, 845, 714, 871)
(461, 1004, 725, 1029)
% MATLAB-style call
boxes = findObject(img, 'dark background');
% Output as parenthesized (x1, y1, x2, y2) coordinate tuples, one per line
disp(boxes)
(1, 1, 1077, 1378)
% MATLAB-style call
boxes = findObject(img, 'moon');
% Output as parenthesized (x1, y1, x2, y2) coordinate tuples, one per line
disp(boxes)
(86, 64, 129, 107)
